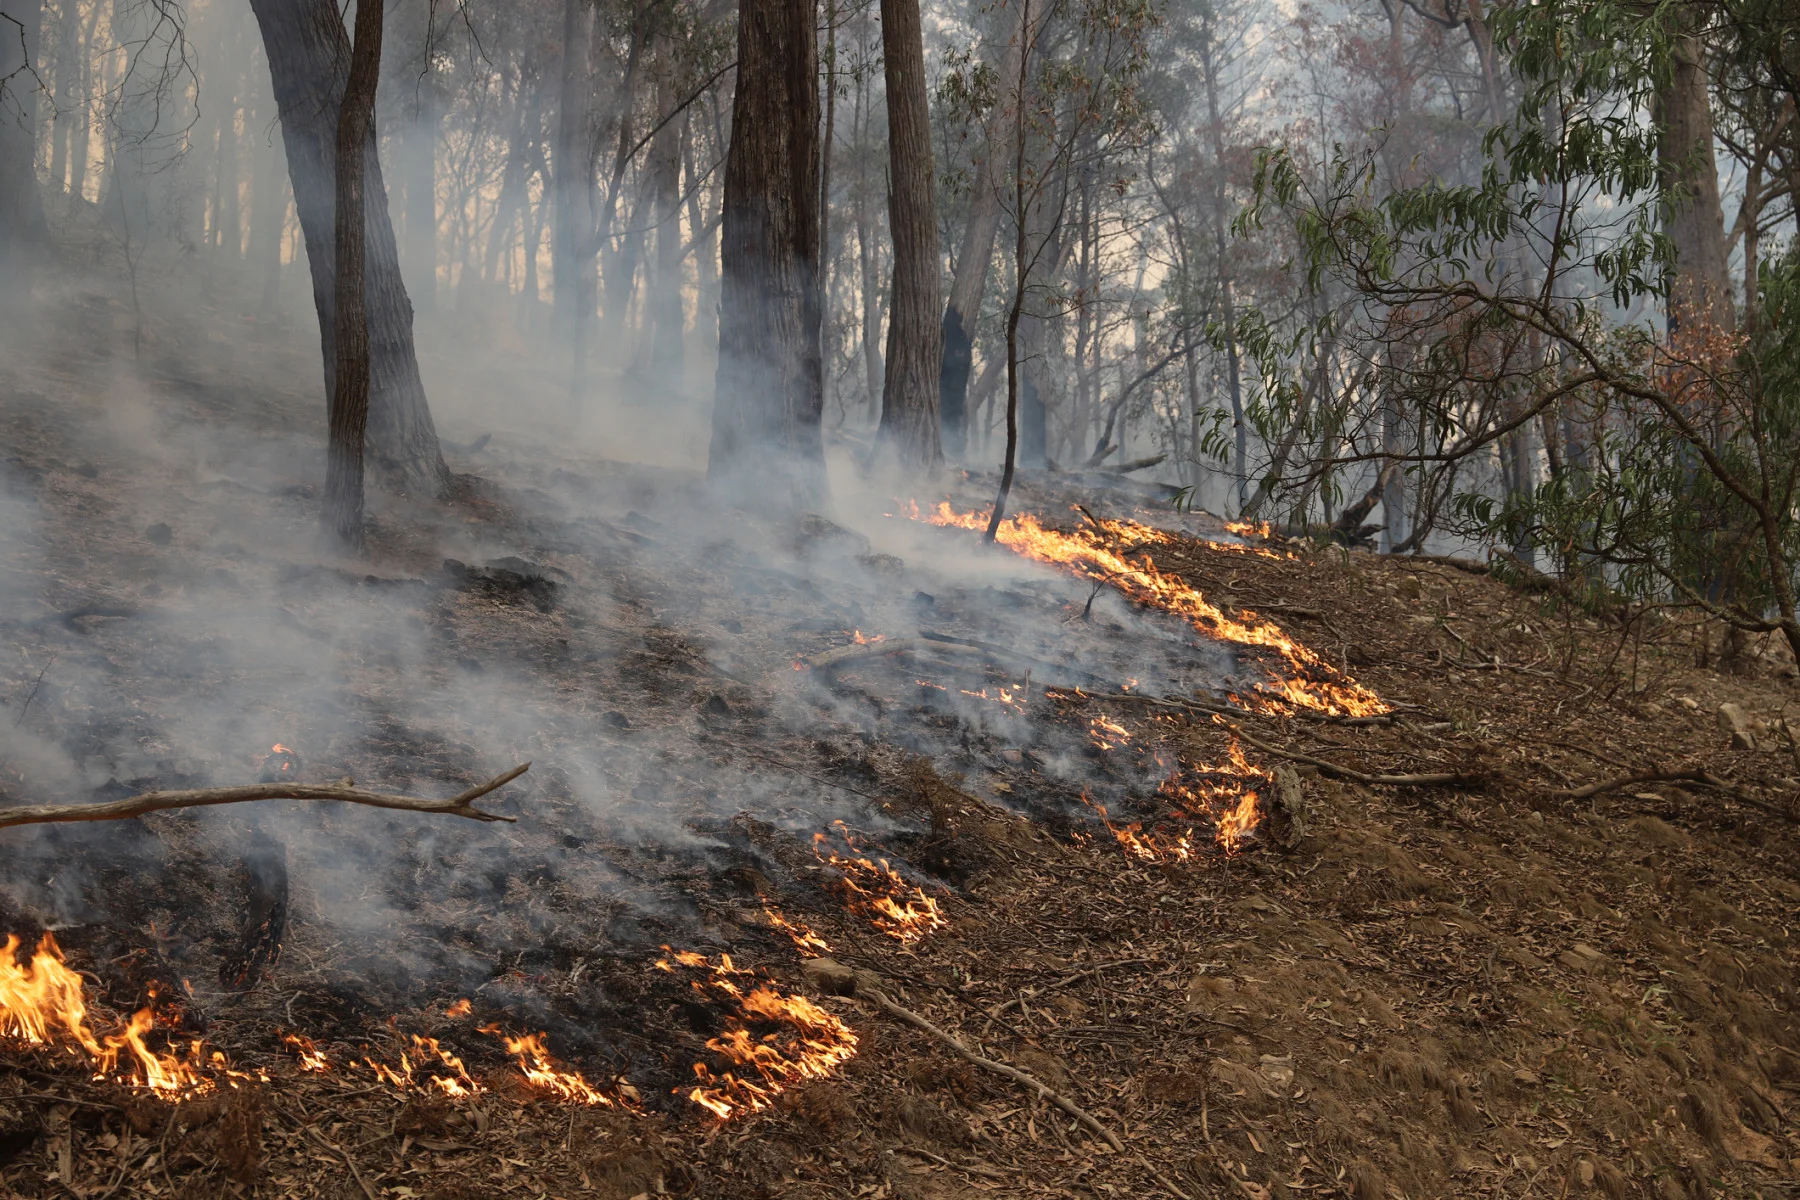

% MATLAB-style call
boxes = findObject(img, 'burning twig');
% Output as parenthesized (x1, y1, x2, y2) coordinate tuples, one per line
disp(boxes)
(1217, 721, 1480, 789)
(0, 764, 531, 831)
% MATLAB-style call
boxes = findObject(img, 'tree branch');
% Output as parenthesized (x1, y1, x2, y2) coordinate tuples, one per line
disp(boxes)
(0, 764, 530, 830)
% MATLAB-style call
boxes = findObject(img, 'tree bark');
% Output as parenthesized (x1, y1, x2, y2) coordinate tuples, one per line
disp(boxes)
(551, 0, 597, 349)
(646, 62, 686, 387)
(321, 0, 385, 550)
(248, 0, 451, 499)
(0, 0, 46, 312)
(1655, 26, 1734, 335)
(248, 68, 290, 315)
(394, 0, 437, 310)
(939, 2, 1023, 462)
(707, 0, 824, 507)
(874, 0, 943, 472)
(46, 0, 75, 192)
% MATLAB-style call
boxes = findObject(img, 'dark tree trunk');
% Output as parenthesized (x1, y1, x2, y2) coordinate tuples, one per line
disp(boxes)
(248, 0, 451, 499)
(322, 0, 386, 550)
(0, 0, 46, 312)
(707, 0, 824, 507)
(395, 0, 437, 310)
(874, 0, 942, 472)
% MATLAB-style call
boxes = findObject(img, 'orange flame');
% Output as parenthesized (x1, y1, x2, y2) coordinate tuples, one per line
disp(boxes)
(479, 1026, 622, 1106)
(764, 908, 833, 956)
(0, 933, 221, 1097)
(812, 823, 947, 943)
(907, 503, 1384, 717)
(656, 950, 858, 1120)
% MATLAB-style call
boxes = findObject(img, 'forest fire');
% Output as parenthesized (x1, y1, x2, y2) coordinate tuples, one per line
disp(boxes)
(1, 933, 229, 1097)
(1075, 733, 1271, 858)
(655, 950, 859, 1119)
(909, 502, 1385, 717)
(811, 823, 948, 942)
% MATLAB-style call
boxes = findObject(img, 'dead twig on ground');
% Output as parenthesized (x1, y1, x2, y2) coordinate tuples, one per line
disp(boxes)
(1551, 765, 1798, 822)
(1219, 720, 1480, 789)
(13, 653, 55, 726)
(0, 764, 530, 830)
(864, 986, 1126, 1154)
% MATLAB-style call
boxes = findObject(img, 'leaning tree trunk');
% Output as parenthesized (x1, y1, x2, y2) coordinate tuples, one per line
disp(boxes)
(0, 0, 46, 314)
(874, 0, 943, 472)
(247, 0, 451, 499)
(707, 0, 824, 507)
(322, 0, 385, 549)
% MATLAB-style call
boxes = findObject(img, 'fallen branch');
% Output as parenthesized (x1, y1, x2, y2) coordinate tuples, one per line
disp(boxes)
(0, 764, 529, 830)
(864, 987, 1125, 1153)
(1220, 720, 1480, 789)
(1549, 764, 1798, 823)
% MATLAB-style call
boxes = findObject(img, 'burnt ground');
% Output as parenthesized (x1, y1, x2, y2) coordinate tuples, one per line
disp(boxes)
(3, 261, 1800, 1200)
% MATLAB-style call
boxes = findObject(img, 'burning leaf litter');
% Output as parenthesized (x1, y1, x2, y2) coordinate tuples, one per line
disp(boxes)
(655, 950, 859, 1120)
(811, 822, 949, 943)
(906, 501, 1385, 716)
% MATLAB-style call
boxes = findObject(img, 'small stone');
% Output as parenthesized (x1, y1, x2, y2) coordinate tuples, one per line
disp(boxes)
(1396, 575, 1422, 600)
(1717, 702, 1759, 750)
(801, 957, 857, 996)
(602, 711, 631, 729)
(144, 522, 172, 546)
(701, 695, 731, 718)
(1575, 1159, 1596, 1188)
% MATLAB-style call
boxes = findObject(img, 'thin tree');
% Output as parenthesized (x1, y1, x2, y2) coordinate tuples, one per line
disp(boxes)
(874, 0, 944, 471)
(322, 0, 385, 549)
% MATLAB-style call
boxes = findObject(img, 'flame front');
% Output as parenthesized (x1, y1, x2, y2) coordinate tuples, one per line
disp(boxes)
(1, 934, 212, 1097)
(656, 950, 859, 1120)
(812, 823, 947, 942)
(908, 503, 1384, 717)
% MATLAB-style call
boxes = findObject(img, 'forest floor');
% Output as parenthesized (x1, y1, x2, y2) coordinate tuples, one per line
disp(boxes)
(3, 253, 1800, 1200)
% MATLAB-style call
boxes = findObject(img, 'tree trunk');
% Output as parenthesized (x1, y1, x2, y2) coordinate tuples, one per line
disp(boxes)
(321, 0, 385, 550)
(215, 91, 242, 256)
(1200, 24, 1245, 512)
(683, 118, 717, 377)
(248, 70, 289, 315)
(707, 0, 824, 507)
(646, 65, 686, 387)
(248, 0, 451, 498)
(1655, 27, 1734, 335)
(47, 0, 75, 192)
(68, 0, 95, 201)
(874, 0, 943, 472)
(551, 0, 596, 349)
(0, 0, 46, 311)
(390, 0, 436, 309)
(940, 1, 1023, 462)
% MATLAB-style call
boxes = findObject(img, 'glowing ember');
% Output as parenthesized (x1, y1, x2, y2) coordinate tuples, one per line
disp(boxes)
(1224, 519, 1272, 539)
(656, 950, 859, 1120)
(283, 1021, 627, 1106)
(1088, 714, 1133, 749)
(960, 685, 1026, 713)
(906, 502, 1384, 717)
(850, 629, 884, 645)
(445, 998, 472, 1019)
(812, 823, 948, 942)
(0, 933, 229, 1097)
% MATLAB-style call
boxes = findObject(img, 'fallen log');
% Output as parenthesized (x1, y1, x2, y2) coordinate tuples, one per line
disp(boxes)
(0, 764, 529, 830)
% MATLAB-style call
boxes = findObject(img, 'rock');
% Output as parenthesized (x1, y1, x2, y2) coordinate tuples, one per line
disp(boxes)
(1558, 943, 1608, 973)
(801, 957, 857, 996)
(1717, 702, 1759, 750)
(1396, 574, 1422, 600)
(602, 711, 631, 729)
(1259, 1054, 1295, 1088)
(857, 552, 905, 575)
(145, 522, 172, 545)
(701, 694, 732, 718)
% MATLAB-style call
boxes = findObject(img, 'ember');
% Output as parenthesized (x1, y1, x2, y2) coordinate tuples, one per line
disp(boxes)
(811, 822, 948, 942)
(655, 950, 859, 1119)
(908, 502, 1385, 716)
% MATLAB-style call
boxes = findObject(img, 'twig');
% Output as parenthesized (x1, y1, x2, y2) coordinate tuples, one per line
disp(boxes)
(896, 1145, 1011, 1180)
(864, 986, 1126, 1153)
(14, 653, 55, 726)
(0, 764, 530, 830)
(1219, 719, 1480, 789)
(299, 1123, 378, 1200)
(1548, 764, 1709, 800)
